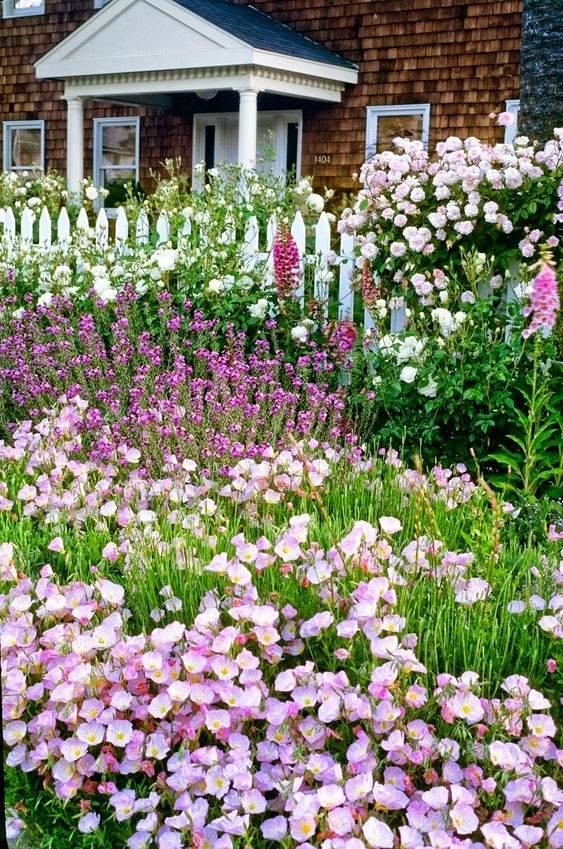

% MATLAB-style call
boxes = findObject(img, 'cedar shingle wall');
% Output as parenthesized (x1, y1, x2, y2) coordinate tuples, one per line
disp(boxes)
(0, 0, 192, 185)
(0, 0, 521, 192)
(236, 0, 522, 190)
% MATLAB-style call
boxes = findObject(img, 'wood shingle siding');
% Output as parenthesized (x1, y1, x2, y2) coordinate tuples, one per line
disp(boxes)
(234, 0, 522, 189)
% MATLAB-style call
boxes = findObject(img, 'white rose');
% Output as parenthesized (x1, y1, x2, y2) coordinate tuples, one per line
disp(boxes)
(249, 299, 269, 319)
(207, 278, 224, 294)
(307, 193, 325, 213)
(399, 366, 418, 383)
(419, 376, 438, 398)
(155, 249, 178, 273)
(431, 307, 457, 336)
(291, 325, 308, 343)
(85, 186, 98, 201)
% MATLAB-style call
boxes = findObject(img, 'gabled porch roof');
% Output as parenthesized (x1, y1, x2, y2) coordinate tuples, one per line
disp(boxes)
(35, 0, 358, 102)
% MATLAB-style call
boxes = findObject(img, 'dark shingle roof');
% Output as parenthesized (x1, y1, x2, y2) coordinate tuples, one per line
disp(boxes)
(171, 0, 357, 69)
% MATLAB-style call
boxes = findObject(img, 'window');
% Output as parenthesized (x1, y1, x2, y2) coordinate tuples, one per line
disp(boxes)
(93, 0, 110, 7)
(93, 118, 140, 205)
(366, 104, 431, 157)
(3, 121, 45, 171)
(504, 99, 520, 144)
(2, 0, 44, 18)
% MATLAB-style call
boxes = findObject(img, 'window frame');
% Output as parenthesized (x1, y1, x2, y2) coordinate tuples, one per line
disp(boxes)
(93, 116, 140, 202)
(2, 0, 45, 18)
(504, 99, 520, 144)
(2, 120, 45, 172)
(365, 103, 431, 157)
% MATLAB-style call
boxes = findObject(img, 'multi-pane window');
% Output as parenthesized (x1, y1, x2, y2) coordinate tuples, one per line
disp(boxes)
(3, 121, 45, 171)
(2, 0, 44, 18)
(366, 104, 431, 157)
(93, 118, 140, 204)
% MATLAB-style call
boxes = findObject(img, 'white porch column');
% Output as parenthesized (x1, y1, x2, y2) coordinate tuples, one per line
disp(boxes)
(65, 96, 85, 196)
(237, 88, 258, 170)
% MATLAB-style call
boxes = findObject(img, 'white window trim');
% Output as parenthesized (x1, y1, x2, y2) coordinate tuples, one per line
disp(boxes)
(93, 116, 140, 202)
(2, 0, 44, 18)
(504, 99, 520, 144)
(3, 120, 45, 171)
(366, 103, 431, 157)
(192, 110, 303, 188)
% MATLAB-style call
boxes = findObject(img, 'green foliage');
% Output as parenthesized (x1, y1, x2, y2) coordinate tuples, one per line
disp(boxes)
(487, 338, 563, 499)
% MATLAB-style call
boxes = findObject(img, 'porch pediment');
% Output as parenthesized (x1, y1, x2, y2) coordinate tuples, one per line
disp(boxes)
(36, 0, 257, 78)
(35, 0, 358, 90)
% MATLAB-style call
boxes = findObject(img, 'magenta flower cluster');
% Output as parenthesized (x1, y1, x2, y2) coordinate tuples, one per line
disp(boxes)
(273, 226, 301, 300)
(0, 292, 346, 469)
(522, 263, 560, 339)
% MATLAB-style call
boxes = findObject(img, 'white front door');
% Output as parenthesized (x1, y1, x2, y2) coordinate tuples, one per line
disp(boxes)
(193, 110, 302, 183)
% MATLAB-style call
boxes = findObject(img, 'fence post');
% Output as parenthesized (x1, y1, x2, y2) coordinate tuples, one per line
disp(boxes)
(242, 216, 259, 271)
(57, 208, 71, 245)
(314, 212, 331, 322)
(76, 207, 90, 237)
(115, 207, 129, 246)
(266, 213, 277, 285)
(95, 208, 109, 249)
(20, 208, 34, 246)
(4, 208, 16, 244)
(38, 207, 52, 248)
(338, 231, 355, 321)
(156, 210, 170, 245)
(136, 209, 149, 245)
(291, 210, 306, 307)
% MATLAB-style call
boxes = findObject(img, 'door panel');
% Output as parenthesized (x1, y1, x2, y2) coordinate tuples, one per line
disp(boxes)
(193, 110, 302, 184)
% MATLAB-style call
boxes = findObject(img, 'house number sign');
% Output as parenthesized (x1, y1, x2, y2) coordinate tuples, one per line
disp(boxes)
(314, 154, 331, 164)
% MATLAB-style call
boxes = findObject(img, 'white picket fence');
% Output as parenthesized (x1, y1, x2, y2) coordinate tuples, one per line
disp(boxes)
(0, 204, 402, 329)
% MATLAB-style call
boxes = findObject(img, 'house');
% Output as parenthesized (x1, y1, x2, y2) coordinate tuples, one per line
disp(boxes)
(0, 0, 524, 197)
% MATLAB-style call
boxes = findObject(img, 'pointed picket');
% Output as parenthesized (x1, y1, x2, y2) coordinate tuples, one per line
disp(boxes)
(314, 212, 331, 320)
(115, 207, 129, 245)
(21, 207, 34, 245)
(290, 211, 306, 306)
(338, 231, 355, 321)
(76, 207, 90, 235)
(156, 210, 170, 245)
(136, 208, 149, 245)
(265, 213, 277, 285)
(57, 207, 71, 244)
(221, 211, 236, 245)
(95, 208, 109, 249)
(3, 207, 16, 243)
(390, 305, 407, 333)
(242, 215, 259, 270)
(38, 207, 52, 248)
(364, 307, 376, 331)
(181, 208, 192, 237)
(266, 213, 277, 250)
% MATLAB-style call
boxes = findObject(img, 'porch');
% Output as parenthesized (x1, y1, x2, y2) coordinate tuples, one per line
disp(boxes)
(34, 0, 358, 193)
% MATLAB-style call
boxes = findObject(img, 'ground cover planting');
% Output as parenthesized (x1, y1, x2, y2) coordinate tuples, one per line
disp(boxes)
(1, 122, 562, 849)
